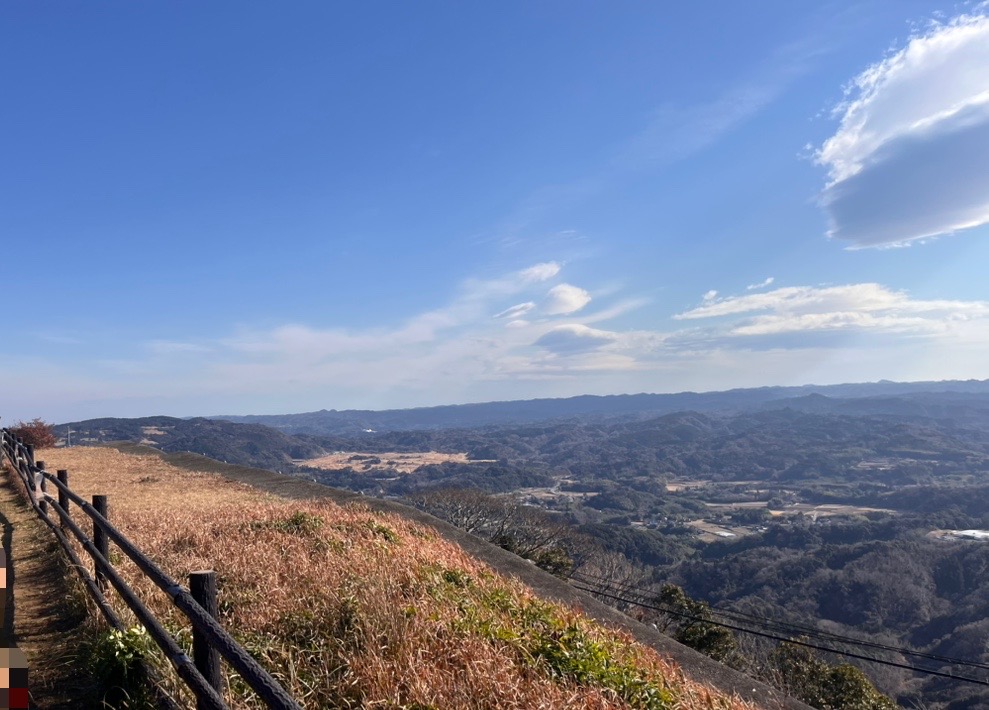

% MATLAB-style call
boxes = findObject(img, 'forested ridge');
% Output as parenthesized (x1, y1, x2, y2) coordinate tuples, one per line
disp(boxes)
(64, 385, 989, 708)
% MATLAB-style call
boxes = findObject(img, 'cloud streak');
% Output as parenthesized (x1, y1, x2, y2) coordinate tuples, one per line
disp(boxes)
(535, 324, 619, 354)
(494, 302, 535, 320)
(7, 264, 989, 422)
(621, 33, 830, 169)
(816, 13, 989, 247)
(676, 283, 989, 337)
(747, 277, 774, 290)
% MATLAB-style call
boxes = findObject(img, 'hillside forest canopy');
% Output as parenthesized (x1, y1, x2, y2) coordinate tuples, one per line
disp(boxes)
(62, 380, 989, 709)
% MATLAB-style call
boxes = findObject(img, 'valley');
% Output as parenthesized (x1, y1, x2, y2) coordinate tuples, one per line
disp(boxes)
(61, 380, 989, 709)
(298, 450, 495, 474)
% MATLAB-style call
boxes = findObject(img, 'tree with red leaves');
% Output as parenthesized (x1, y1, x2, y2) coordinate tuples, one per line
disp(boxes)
(9, 418, 58, 449)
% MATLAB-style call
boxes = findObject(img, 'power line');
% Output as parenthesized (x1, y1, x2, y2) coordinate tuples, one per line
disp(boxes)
(572, 570, 988, 671)
(568, 579, 989, 687)
(571, 580, 989, 686)
(570, 570, 989, 672)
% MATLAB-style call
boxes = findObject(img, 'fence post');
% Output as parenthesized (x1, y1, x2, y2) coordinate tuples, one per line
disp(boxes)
(15, 441, 30, 497)
(93, 495, 109, 591)
(190, 571, 223, 707)
(36, 461, 47, 516)
(57, 470, 70, 527)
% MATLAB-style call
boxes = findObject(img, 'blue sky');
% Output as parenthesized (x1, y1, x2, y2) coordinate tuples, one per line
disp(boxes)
(4, 1, 989, 423)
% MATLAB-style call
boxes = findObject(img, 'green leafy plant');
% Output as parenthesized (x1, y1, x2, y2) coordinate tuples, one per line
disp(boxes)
(655, 584, 744, 668)
(248, 510, 324, 535)
(458, 589, 675, 709)
(368, 521, 399, 542)
(85, 625, 157, 708)
(770, 640, 896, 710)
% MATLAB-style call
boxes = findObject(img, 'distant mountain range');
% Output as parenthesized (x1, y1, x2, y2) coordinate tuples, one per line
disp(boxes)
(59, 379, 989, 473)
(211, 379, 989, 435)
(55, 377, 989, 710)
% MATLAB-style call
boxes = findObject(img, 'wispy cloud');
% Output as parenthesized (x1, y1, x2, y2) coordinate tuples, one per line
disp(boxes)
(517, 262, 562, 283)
(579, 298, 650, 325)
(534, 324, 619, 354)
(816, 12, 989, 247)
(619, 84, 781, 168)
(746, 277, 775, 290)
(489, 31, 833, 250)
(620, 37, 829, 169)
(494, 302, 535, 320)
(675, 283, 989, 337)
(7, 264, 989, 422)
(223, 262, 565, 359)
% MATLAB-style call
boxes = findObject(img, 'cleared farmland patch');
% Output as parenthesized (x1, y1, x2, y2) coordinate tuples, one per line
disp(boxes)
(299, 450, 496, 474)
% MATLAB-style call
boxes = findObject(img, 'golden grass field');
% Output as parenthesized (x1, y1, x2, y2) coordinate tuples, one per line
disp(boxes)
(299, 450, 496, 474)
(38, 447, 760, 710)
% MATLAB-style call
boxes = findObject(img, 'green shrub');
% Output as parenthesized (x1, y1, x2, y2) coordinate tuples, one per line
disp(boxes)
(85, 625, 157, 708)
(248, 511, 324, 535)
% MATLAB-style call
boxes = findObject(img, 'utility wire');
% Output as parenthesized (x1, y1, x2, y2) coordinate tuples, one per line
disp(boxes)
(572, 569, 987, 669)
(568, 580, 989, 687)
(569, 570, 989, 672)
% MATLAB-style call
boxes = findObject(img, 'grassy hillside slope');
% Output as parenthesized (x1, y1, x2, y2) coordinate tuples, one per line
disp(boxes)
(63, 416, 325, 470)
(40, 446, 780, 710)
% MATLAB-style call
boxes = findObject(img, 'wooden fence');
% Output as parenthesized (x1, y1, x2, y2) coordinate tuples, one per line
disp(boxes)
(0, 428, 302, 710)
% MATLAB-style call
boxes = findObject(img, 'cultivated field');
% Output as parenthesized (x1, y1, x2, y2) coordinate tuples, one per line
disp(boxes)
(700, 501, 893, 518)
(39, 446, 760, 710)
(299, 450, 495, 474)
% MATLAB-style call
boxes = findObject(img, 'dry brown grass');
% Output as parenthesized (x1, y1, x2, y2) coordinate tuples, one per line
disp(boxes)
(301, 450, 495, 474)
(40, 447, 760, 710)
(44, 447, 275, 511)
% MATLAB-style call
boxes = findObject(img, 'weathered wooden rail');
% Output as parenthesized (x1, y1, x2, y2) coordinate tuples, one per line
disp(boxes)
(0, 428, 302, 710)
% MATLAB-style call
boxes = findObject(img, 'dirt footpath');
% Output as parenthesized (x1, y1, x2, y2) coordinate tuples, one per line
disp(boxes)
(0, 466, 96, 709)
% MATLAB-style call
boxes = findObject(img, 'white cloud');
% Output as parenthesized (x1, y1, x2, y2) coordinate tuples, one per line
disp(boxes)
(544, 284, 592, 315)
(518, 262, 561, 283)
(454, 262, 562, 315)
(746, 277, 775, 290)
(534, 324, 619, 354)
(703, 290, 718, 302)
(222, 262, 566, 359)
(676, 283, 989, 336)
(579, 298, 650, 325)
(816, 13, 989, 247)
(8, 261, 989, 423)
(494, 302, 535, 319)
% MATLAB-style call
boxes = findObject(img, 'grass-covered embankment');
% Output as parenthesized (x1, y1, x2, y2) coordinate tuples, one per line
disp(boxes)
(42, 447, 759, 709)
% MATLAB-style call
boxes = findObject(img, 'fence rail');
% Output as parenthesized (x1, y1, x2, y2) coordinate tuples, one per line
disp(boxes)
(0, 428, 302, 710)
